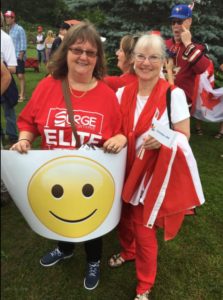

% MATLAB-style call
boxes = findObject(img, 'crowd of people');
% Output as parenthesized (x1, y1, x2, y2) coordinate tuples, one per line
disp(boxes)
(1, 3, 222, 300)
(35, 22, 71, 65)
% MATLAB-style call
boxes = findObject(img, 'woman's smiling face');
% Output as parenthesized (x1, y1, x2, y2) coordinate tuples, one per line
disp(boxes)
(67, 40, 98, 77)
(133, 45, 163, 83)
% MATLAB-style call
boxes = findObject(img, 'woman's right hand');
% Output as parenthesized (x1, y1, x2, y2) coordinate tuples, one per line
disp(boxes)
(10, 139, 31, 154)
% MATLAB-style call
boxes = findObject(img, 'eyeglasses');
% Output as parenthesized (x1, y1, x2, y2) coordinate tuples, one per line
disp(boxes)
(171, 19, 184, 25)
(69, 47, 97, 58)
(134, 53, 162, 64)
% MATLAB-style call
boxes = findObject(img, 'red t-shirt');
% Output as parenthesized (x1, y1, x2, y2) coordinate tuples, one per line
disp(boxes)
(17, 77, 122, 149)
(104, 73, 137, 92)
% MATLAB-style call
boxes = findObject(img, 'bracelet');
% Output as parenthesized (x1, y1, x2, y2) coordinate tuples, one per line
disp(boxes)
(18, 138, 31, 143)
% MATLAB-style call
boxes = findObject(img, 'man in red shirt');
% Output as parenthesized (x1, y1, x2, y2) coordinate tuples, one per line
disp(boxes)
(166, 4, 210, 109)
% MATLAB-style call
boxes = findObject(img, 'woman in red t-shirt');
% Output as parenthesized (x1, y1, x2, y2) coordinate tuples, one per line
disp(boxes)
(11, 21, 127, 291)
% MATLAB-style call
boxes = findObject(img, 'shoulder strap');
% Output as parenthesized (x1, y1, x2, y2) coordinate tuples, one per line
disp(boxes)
(166, 86, 172, 129)
(61, 79, 81, 148)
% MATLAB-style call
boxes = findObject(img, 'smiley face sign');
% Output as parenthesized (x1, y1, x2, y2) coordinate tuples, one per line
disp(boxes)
(1, 148, 127, 242)
(28, 156, 115, 238)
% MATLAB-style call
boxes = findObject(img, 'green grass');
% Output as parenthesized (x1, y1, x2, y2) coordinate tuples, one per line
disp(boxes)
(1, 47, 223, 300)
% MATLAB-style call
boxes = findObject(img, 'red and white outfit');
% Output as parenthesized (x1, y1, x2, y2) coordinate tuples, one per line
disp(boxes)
(166, 38, 210, 106)
(117, 78, 204, 294)
(17, 76, 122, 148)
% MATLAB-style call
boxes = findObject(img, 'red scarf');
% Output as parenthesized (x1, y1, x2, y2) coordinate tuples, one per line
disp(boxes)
(120, 78, 171, 175)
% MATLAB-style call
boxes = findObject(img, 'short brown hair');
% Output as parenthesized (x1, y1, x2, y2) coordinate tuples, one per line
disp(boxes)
(48, 21, 106, 80)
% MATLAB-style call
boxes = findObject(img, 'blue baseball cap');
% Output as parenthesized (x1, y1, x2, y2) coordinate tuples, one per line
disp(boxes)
(169, 4, 192, 19)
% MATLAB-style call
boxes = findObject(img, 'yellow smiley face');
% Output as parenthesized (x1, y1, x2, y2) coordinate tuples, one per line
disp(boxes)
(28, 156, 115, 238)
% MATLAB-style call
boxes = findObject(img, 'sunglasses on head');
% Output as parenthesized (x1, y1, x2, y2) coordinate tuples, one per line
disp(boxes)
(171, 19, 184, 25)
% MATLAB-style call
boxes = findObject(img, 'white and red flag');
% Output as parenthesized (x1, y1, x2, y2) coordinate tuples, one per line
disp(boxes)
(122, 132, 205, 240)
(192, 67, 223, 122)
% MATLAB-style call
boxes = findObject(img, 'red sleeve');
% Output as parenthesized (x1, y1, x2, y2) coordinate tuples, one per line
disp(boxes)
(17, 78, 49, 137)
(184, 43, 210, 74)
(104, 75, 124, 92)
(104, 73, 137, 92)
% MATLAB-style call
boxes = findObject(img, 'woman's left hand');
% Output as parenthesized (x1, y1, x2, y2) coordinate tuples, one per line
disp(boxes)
(143, 135, 161, 150)
(164, 57, 174, 72)
(103, 134, 127, 153)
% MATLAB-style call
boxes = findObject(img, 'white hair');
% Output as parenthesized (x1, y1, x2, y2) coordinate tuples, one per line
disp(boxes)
(134, 34, 166, 59)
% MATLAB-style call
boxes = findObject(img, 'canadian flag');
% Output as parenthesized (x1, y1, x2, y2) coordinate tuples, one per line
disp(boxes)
(122, 132, 205, 240)
(192, 63, 223, 122)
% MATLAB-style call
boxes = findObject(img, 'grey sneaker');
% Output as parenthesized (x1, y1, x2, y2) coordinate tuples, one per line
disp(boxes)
(40, 247, 73, 267)
(84, 260, 100, 290)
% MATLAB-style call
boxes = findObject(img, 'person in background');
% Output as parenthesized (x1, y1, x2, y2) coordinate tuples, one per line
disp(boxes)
(108, 34, 199, 300)
(10, 21, 127, 291)
(50, 22, 70, 57)
(165, 4, 210, 135)
(36, 25, 46, 65)
(215, 122, 223, 139)
(104, 34, 139, 92)
(1, 61, 12, 194)
(1, 11, 18, 145)
(44, 30, 55, 62)
(4, 10, 27, 102)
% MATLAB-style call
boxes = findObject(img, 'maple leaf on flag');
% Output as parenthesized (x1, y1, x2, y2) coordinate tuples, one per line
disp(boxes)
(200, 88, 220, 110)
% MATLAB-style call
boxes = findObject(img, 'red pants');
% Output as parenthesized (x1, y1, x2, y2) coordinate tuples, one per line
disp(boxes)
(118, 203, 158, 294)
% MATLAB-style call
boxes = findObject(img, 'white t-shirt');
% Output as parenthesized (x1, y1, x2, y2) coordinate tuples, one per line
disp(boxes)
(36, 34, 45, 51)
(116, 86, 190, 152)
(117, 85, 190, 206)
(1, 29, 17, 67)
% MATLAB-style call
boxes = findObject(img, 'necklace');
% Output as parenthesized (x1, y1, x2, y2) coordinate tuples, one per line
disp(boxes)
(68, 86, 88, 98)
(68, 78, 94, 99)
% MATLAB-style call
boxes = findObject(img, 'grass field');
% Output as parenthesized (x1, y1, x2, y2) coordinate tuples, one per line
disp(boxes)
(1, 47, 223, 300)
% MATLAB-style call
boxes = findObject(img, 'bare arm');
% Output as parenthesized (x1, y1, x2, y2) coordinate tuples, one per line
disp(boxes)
(8, 66, 16, 74)
(1, 62, 11, 95)
(10, 131, 35, 153)
(173, 118, 190, 140)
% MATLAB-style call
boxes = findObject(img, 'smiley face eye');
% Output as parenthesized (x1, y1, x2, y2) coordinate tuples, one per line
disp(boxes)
(51, 184, 64, 198)
(82, 184, 94, 197)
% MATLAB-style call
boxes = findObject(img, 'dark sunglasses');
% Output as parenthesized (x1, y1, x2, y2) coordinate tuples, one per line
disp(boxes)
(69, 47, 97, 58)
(171, 19, 184, 25)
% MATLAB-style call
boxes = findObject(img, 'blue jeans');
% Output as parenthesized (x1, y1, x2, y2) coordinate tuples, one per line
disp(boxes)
(37, 49, 46, 64)
(1, 101, 18, 141)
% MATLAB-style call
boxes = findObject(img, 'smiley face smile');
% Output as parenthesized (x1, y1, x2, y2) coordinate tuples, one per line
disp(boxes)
(49, 209, 97, 223)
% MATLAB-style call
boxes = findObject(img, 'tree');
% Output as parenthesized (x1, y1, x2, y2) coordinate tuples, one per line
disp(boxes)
(66, 0, 223, 68)
(2, 0, 222, 69)
(1, 0, 71, 27)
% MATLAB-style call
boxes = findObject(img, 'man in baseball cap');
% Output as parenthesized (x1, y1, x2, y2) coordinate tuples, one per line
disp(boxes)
(166, 4, 210, 105)
(4, 10, 27, 102)
(36, 26, 46, 65)
(166, 3, 211, 135)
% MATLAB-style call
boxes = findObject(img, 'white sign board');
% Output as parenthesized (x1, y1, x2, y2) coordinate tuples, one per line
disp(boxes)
(1, 147, 127, 242)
